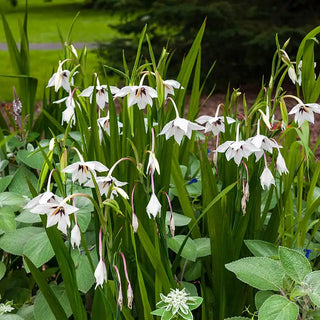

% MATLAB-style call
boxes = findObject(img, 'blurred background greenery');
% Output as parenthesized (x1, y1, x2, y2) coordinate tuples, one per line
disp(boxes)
(1, 0, 320, 102)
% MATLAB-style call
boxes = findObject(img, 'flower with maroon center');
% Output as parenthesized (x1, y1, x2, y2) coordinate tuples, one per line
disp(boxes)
(79, 77, 119, 110)
(63, 148, 108, 185)
(216, 123, 259, 166)
(159, 98, 204, 145)
(285, 94, 320, 127)
(114, 73, 157, 110)
(163, 79, 184, 98)
(29, 198, 79, 235)
(196, 104, 235, 136)
(47, 59, 74, 92)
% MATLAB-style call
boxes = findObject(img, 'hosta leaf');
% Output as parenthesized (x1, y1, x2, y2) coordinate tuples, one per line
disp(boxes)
(15, 209, 41, 223)
(0, 207, 16, 231)
(258, 294, 299, 320)
(167, 235, 197, 262)
(165, 211, 191, 226)
(71, 249, 97, 293)
(279, 246, 311, 283)
(225, 257, 285, 291)
(23, 232, 55, 268)
(16, 149, 44, 170)
(194, 238, 211, 258)
(0, 192, 26, 210)
(0, 227, 43, 255)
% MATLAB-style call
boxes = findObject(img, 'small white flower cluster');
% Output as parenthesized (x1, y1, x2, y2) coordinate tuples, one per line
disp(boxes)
(0, 301, 14, 315)
(152, 288, 203, 319)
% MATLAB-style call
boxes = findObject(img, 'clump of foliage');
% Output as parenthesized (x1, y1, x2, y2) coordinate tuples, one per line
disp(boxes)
(98, 0, 320, 89)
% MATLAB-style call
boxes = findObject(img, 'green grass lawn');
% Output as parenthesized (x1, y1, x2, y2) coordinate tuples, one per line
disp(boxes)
(0, 0, 121, 101)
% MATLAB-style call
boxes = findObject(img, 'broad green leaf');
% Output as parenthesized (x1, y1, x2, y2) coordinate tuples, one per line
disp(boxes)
(167, 235, 197, 262)
(303, 271, 320, 305)
(8, 166, 38, 198)
(16, 304, 35, 320)
(0, 315, 24, 320)
(0, 159, 9, 171)
(15, 209, 41, 224)
(244, 240, 278, 257)
(258, 295, 299, 320)
(165, 211, 191, 226)
(180, 281, 198, 297)
(16, 150, 44, 170)
(150, 308, 165, 316)
(0, 227, 43, 255)
(23, 232, 55, 268)
(71, 249, 97, 293)
(255, 290, 274, 310)
(194, 238, 211, 258)
(0, 260, 6, 280)
(0, 176, 13, 192)
(34, 283, 72, 320)
(0, 192, 26, 210)
(225, 257, 285, 291)
(279, 246, 311, 283)
(0, 207, 16, 231)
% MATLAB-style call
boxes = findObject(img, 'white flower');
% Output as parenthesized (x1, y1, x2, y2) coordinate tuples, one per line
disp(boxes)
(146, 193, 161, 219)
(160, 116, 204, 145)
(260, 167, 275, 190)
(163, 79, 183, 97)
(79, 78, 119, 110)
(47, 60, 74, 92)
(97, 114, 123, 141)
(146, 151, 160, 175)
(249, 134, 279, 161)
(30, 198, 79, 235)
(159, 288, 196, 318)
(63, 160, 108, 184)
(196, 115, 236, 136)
(71, 223, 81, 249)
(54, 89, 78, 127)
(216, 140, 258, 166)
(85, 175, 128, 199)
(94, 258, 107, 289)
(115, 85, 158, 110)
(276, 151, 288, 175)
(288, 102, 320, 127)
(24, 191, 58, 210)
(0, 301, 14, 315)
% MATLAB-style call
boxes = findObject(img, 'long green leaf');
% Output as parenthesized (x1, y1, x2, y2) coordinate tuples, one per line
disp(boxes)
(24, 255, 68, 320)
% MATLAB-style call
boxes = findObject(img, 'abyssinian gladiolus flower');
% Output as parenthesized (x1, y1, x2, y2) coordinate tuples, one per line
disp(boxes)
(159, 98, 204, 145)
(115, 73, 157, 110)
(47, 59, 74, 92)
(196, 104, 235, 136)
(289, 102, 320, 127)
(216, 123, 258, 165)
(54, 88, 78, 127)
(63, 148, 108, 184)
(29, 198, 79, 235)
(260, 166, 275, 190)
(285, 95, 320, 127)
(95, 229, 107, 289)
(71, 223, 81, 249)
(163, 79, 184, 97)
(79, 77, 119, 109)
(276, 150, 289, 175)
(146, 192, 162, 219)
